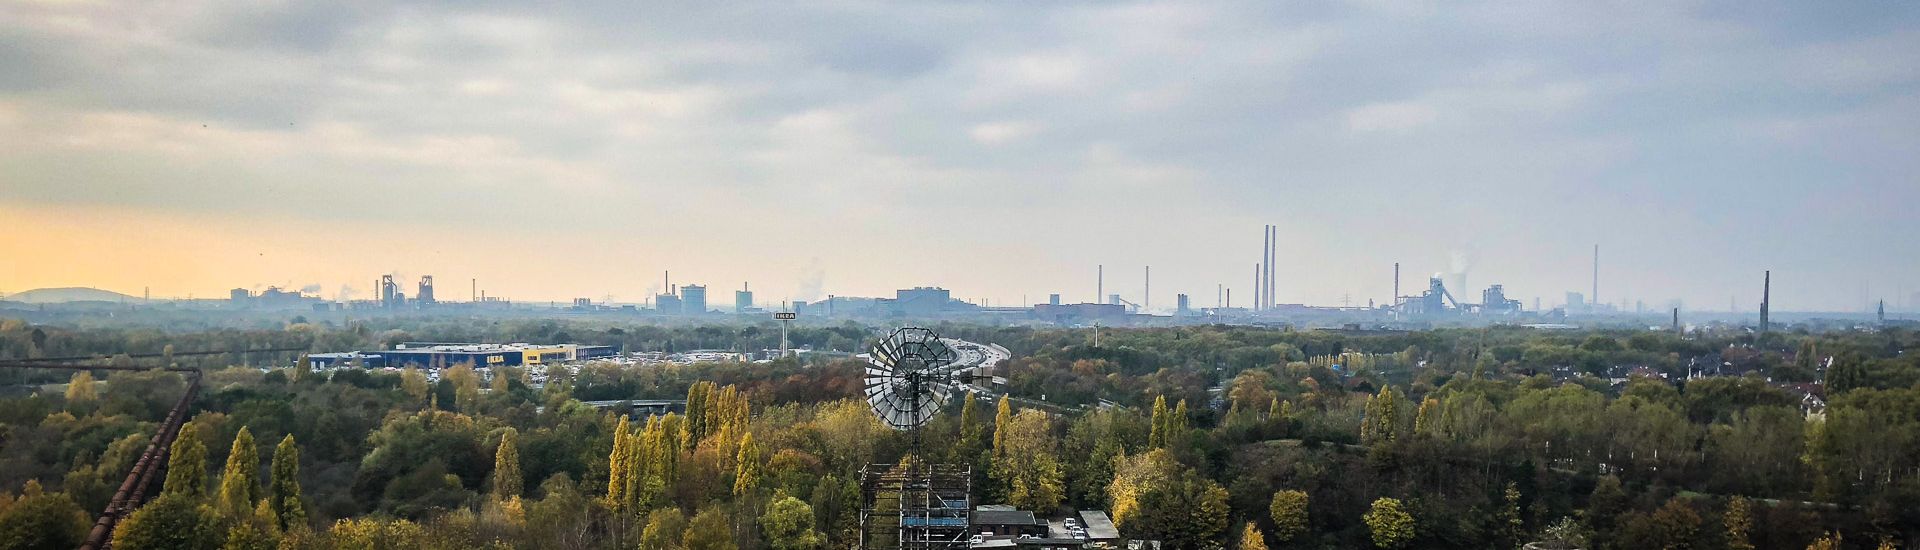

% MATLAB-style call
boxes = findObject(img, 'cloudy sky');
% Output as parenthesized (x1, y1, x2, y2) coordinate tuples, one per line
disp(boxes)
(2, 1, 1916, 312)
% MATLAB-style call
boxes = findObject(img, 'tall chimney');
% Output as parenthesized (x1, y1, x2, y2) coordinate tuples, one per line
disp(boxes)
(1226, 288, 1231, 309)
(1261, 226, 1270, 311)
(1592, 244, 1599, 307)
(1144, 266, 1150, 312)
(1098, 265, 1103, 305)
(1673, 307, 1681, 336)
(1760, 270, 1771, 332)
(1269, 225, 1278, 310)
(1393, 262, 1400, 302)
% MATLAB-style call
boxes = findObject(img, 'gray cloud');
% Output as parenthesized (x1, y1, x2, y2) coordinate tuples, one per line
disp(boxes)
(2, 0, 1916, 310)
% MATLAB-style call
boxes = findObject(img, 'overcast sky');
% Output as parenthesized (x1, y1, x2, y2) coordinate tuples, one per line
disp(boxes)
(2, 1, 1916, 312)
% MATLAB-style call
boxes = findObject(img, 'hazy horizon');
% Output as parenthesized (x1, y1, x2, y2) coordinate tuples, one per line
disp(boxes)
(4, 1, 1917, 312)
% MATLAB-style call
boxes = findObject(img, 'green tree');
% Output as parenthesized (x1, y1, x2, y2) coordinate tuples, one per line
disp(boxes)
(1171, 399, 1189, 443)
(1109, 450, 1177, 531)
(1268, 489, 1309, 543)
(493, 428, 522, 500)
(1361, 386, 1404, 445)
(733, 431, 762, 500)
(1238, 522, 1268, 550)
(400, 368, 429, 404)
(215, 426, 260, 519)
(110, 493, 221, 550)
(269, 434, 305, 532)
(607, 416, 632, 509)
(446, 363, 481, 413)
(994, 410, 1065, 511)
(1412, 398, 1438, 436)
(291, 354, 311, 384)
(992, 395, 1013, 458)
(1129, 471, 1228, 547)
(65, 371, 97, 405)
(958, 391, 982, 459)
(1148, 395, 1169, 448)
(760, 494, 823, 550)
(640, 507, 687, 550)
(220, 502, 281, 550)
(327, 517, 426, 550)
(1363, 498, 1414, 549)
(1725, 496, 1754, 550)
(0, 485, 90, 550)
(1495, 482, 1524, 549)
(163, 422, 208, 498)
(682, 508, 737, 550)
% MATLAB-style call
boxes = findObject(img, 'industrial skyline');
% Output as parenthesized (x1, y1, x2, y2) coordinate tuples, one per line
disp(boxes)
(7, 242, 1906, 318)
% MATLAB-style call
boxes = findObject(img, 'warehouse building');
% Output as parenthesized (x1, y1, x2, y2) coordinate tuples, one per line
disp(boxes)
(309, 342, 616, 369)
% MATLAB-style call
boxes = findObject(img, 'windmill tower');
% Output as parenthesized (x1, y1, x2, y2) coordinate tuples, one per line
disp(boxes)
(859, 327, 973, 550)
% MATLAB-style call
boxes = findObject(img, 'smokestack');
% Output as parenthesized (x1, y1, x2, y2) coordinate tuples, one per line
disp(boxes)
(1260, 226, 1270, 311)
(1144, 266, 1150, 312)
(665, 271, 671, 296)
(1394, 262, 1400, 301)
(1217, 284, 1222, 308)
(1673, 307, 1681, 336)
(1226, 288, 1231, 309)
(1098, 265, 1103, 305)
(1760, 270, 1771, 332)
(1254, 263, 1262, 312)
(1269, 225, 1278, 310)
(471, 278, 477, 302)
(1592, 244, 1599, 307)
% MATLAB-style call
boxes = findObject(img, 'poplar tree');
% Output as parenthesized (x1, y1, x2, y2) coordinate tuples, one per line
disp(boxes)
(645, 414, 680, 507)
(624, 419, 645, 510)
(992, 395, 1013, 459)
(163, 422, 208, 498)
(216, 426, 260, 518)
(607, 416, 632, 508)
(733, 431, 761, 499)
(269, 434, 305, 531)
(959, 392, 981, 445)
(1163, 399, 1188, 446)
(1413, 398, 1440, 436)
(683, 382, 712, 446)
(493, 428, 522, 500)
(1148, 395, 1169, 448)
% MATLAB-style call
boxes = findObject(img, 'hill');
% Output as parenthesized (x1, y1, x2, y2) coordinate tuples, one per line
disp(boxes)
(4, 287, 140, 304)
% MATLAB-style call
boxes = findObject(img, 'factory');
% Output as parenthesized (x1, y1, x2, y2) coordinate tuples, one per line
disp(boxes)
(308, 342, 617, 369)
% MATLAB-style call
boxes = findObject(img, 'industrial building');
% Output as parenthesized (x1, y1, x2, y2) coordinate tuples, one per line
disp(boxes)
(895, 287, 954, 317)
(308, 342, 617, 369)
(229, 286, 319, 310)
(735, 283, 755, 313)
(681, 284, 708, 315)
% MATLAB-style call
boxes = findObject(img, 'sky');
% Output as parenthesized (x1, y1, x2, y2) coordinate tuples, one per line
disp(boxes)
(2, 1, 1917, 313)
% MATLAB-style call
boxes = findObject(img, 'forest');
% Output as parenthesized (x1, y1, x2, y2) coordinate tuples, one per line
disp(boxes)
(1, 317, 1918, 549)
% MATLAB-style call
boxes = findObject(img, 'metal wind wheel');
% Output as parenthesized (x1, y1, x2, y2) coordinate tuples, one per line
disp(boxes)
(864, 327, 961, 430)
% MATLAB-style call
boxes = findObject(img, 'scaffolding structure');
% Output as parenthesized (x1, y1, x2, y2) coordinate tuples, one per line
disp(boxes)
(858, 461, 972, 550)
